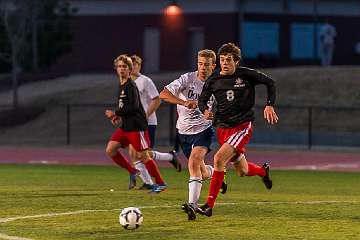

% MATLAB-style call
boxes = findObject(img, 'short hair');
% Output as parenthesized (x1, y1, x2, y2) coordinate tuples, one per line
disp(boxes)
(218, 43, 242, 62)
(114, 54, 133, 70)
(198, 49, 216, 64)
(131, 55, 142, 65)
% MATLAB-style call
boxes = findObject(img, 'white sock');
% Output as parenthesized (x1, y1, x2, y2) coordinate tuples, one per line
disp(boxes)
(134, 161, 153, 185)
(152, 151, 173, 161)
(188, 177, 202, 206)
(204, 165, 214, 180)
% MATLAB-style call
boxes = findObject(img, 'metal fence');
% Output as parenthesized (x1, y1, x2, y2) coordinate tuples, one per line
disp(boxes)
(0, 103, 359, 149)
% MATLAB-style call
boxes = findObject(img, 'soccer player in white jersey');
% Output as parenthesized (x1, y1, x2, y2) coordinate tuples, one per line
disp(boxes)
(129, 55, 181, 191)
(160, 49, 223, 220)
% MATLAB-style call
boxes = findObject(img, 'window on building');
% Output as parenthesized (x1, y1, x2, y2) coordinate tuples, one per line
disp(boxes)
(291, 23, 321, 59)
(242, 21, 280, 59)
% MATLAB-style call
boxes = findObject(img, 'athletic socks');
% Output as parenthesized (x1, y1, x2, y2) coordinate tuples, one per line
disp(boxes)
(188, 177, 202, 206)
(204, 165, 214, 180)
(151, 151, 173, 161)
(246, 162, 266, 177)
(134, 160, 154, 185)
(145, 159, 165, 185)
(206, 170, 225, 208)
(111, 152, 137, 174)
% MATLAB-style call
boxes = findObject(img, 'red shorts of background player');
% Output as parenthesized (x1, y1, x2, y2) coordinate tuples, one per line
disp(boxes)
(216, 121, 253, 154)
(110, 128, 150, 152)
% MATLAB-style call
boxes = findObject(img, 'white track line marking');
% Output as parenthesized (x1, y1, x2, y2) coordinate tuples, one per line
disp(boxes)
(1, 201, 358, 224)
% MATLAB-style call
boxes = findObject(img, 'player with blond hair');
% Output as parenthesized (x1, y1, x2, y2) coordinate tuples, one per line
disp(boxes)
(160, 49, 226, 220)
(105, 54, 165, 193)
(128, 55, 181, 191)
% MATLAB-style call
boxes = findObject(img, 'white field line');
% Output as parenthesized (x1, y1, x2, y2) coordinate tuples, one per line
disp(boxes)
(1, 200, 358, 224)
(0, 233, 33, 240)
(0, 201, 358, 240)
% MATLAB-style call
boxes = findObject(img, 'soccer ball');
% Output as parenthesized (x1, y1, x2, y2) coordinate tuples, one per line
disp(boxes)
(119, 207, 143, 230)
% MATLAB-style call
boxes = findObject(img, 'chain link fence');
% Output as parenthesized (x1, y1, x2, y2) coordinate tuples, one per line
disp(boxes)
(0, 103, 359, 149)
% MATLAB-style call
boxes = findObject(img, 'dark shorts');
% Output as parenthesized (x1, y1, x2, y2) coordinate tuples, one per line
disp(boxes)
(178, 126, 215, 159)
(148, 125, 156, 148)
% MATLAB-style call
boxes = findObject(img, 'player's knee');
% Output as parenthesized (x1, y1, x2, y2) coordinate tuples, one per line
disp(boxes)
(189, 153, 202, 165)
(105, 147, 116, 157)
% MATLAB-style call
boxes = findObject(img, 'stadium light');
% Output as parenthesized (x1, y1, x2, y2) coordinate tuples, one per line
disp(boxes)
(164, 0, 182, 16)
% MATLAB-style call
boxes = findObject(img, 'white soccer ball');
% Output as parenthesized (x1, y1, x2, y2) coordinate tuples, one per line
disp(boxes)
(119, 207, 143, 230)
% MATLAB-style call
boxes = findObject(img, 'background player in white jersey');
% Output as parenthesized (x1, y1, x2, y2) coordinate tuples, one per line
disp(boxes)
(160, 49, 222, 220)
(129, 55, 181, 191)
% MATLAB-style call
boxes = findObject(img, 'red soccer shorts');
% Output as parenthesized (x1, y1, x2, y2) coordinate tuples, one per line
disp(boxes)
(110, 128, 150, 151)
(217, 121, 253, 154)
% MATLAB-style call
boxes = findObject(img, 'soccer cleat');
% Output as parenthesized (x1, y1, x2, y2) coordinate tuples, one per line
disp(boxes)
(157, 183, 168, 191)
(148, 184, 162, 194)
(220, 170, 228, 194)
(169, 150, 182, 172)
(262, 162, 273, 190)
(138, 183, 153, 190)
(182, 203, 197, 221)
(181, 203, 187, 211)
(128, 170, 140, 190)
(220, 181, 228, 194)
(196, 203, 212, 217)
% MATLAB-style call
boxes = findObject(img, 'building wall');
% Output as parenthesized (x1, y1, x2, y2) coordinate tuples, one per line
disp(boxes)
(51, 13, 238, 73)
(51, 0, 360, 73)
(70, 0, 360, 16)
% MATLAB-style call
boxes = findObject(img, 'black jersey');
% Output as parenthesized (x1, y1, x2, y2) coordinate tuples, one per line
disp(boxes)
(114, 79, 148, 131)
(198, 66, 276, 128)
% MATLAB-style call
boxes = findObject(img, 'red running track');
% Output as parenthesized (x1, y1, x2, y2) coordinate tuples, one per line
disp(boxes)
(0, 146, 359, 172)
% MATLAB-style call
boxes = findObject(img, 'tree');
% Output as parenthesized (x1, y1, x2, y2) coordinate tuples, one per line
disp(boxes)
(27, 0, 76, 72)
(0, 0, 75, 108)
(0, 0, 30, 108)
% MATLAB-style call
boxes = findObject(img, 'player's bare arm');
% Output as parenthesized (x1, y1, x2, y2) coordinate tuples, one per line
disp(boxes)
(160, 88, 197, 109)
(146, 96, 161, 118)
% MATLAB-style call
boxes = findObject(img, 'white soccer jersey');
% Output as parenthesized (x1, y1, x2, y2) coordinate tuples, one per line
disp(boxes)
(133, 74, 159, 125)
(165, 71, 212, 135)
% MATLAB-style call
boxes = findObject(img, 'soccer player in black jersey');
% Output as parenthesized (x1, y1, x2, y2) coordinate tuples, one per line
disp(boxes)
(105, 54, 165, 192)
(197, 43, 279, 217)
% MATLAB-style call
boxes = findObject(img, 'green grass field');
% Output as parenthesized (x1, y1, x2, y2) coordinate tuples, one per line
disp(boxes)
(0, 164, 359, 240)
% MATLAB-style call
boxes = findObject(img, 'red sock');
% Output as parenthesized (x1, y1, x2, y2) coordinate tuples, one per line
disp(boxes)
(111, 152, 137, 174)
(207, 171, 224, 208)
(246, 162, 265, 177)
(145, 159, 165, 185)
